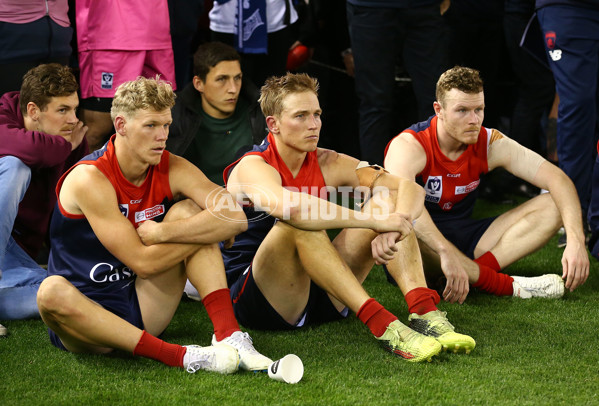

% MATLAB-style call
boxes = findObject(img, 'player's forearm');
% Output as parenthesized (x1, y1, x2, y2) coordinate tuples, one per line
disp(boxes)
(282, 193, 379, 231)
(129, 243, 201, 278)
(414, 210, 453, 255)
(152, 209, 247, 245)
(547, 173, 586, 244)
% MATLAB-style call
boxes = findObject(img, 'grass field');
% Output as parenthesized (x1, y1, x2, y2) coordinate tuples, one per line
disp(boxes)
(1, 197, 598, 405)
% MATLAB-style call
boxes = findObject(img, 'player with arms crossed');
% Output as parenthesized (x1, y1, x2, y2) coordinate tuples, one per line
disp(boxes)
(222, 73, 476, 362)
(37, 77, 272, 375)
(381, 66, 589, 304)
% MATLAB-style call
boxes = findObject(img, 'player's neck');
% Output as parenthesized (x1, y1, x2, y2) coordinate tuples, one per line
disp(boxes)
(436, 127, 468, 161)
(274, 137, 308, 178)
(114, 138, 151, 186)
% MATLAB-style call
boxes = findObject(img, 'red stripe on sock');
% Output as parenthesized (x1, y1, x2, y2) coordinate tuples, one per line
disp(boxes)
(133, 330, 186, 367)
(357, 298, 398, 338)
(404, 287, 440, 315)
(202, 288, 240, 341)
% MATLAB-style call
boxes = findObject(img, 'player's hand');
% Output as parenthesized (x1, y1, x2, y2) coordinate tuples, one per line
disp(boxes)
(439, 250, 469, 304)
(137, 220, 161, 245)
(222, 236, 236, 249)
(561, 240, 589, 291)
(62, 120, 88, 151)
(371, 231, 401, 265)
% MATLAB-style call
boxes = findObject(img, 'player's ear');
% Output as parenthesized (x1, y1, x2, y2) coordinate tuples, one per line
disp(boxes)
(433, 101, 442, 116)
(114, 115, 127, 135)
(26, 102, 41, 120)
(193, 76, 205, 93)
(266, 116, 279, 134)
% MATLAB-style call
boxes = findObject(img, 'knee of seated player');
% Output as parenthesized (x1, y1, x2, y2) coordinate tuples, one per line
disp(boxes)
(286, 222, 329, 244)
(164, 199, 202, 222)
(361, 189, 397, 216)
(269, 221, 331, 253)
(37, 275, 82, 320)
(537, 193, 563, 230)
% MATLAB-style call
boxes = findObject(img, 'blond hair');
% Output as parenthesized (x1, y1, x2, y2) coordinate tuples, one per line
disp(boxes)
(259, 73, 319, 117)
(436, 66, 484, 106)
(110, 76, 176, 121)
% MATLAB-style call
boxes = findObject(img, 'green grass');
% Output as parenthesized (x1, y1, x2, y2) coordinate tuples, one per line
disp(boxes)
(2, 197, 599, 405)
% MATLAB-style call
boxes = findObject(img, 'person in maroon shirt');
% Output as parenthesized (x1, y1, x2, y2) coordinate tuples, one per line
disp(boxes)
(0, 63, 88, 335)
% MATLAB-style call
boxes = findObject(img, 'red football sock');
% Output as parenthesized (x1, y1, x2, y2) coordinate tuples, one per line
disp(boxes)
(404, 287, 440, 315)
(202, 288, 240, 341)
(356, 298, 398, 338)
(133, 330, 186, 368)
(475, 251, 501, 272)
(472, 265, 514, 296)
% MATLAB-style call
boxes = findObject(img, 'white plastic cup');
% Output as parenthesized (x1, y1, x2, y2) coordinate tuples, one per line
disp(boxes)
(267, 354, 304, 384)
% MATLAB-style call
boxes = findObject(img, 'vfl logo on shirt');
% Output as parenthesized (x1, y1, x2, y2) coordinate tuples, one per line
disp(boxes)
(424, 176, 442, 203)
(135, 204, 165, 223)
(101, 72, 114, 89)
(455, 180, 480, 195)
(119, 204, 129, 217)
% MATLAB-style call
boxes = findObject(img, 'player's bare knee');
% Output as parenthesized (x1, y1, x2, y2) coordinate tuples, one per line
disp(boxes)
(295, 229, 329, 250)
(364, 189, 396, 213)
(164, 199, 202, 222)
(274, 221, 325, 245)
(37, 276, 77, 317)
(539, 193, 563, 229)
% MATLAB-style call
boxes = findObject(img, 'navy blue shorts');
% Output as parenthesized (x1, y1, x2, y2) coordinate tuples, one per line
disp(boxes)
(48, 281, 144, 351)
(434, 216, 497, 259)
(230, 265, 347, 331)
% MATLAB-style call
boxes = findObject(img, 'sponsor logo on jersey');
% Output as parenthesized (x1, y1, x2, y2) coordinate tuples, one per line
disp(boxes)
(135, 204, 165, 223)
(119, 204, 129, 217)
(424, 176, 442, 203)
(130, 199, 142, 204)
(455, 180, 480, 195)
(101, 72, 114, 89)
(443, 202, 453, 210)
(89, 262, 134, 283)
(447, 173, 460, 178)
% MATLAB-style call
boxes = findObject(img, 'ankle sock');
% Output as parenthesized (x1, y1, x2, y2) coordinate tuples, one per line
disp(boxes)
(356, 298, 398, 338)
(133, 330, 186, 367)
(202, 288, 240, 341)
(472, 264, 514, 296)
(475, 251, 501, 272)
(405, 287, 440, 315)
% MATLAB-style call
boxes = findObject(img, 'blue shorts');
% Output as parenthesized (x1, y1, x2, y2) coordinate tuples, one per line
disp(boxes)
(434, 216, 497, 259)
(230, 265, 348, 331)
(48, 280, 144, 351)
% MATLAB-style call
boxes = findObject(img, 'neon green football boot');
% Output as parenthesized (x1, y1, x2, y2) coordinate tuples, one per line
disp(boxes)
(408, 310, 476, 354)
(376, 320, 442, 362)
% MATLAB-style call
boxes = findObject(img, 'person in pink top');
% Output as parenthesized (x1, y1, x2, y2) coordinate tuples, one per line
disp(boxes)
(0, 0, 73, 95)
(75, 0, 177, 151)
